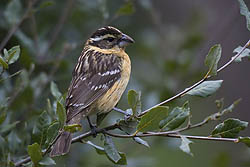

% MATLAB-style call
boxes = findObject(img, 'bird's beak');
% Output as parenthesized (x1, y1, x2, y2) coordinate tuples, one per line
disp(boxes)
(119, 33, 134, 48)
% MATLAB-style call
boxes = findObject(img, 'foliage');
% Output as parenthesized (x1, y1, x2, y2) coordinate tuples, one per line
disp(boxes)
(211, 118, 248, 138)
(239, 0, 250, 31)
(186, 80, 223, 97)
(204, 44, 221, 76)
(0, 0, 250, 167)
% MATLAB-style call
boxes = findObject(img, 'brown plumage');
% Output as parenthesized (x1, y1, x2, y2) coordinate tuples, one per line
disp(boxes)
(50, 26, 134, 157)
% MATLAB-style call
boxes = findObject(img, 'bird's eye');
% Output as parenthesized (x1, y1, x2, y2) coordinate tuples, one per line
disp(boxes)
(105, 37, 114, 42)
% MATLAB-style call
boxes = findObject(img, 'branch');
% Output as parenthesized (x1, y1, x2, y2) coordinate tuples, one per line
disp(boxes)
(14, 40, 250, 166)
(105, 131, 237, 143)
(0, 0, 37, 52)
(14, 123, 119, 167)
(103, 112, 221, 139)
(13, 110, 238, 167)
(139, 39, 250, 117)
(113, 107, 129, 115)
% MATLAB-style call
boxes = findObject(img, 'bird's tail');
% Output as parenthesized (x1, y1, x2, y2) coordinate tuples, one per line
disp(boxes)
(50, 131, 72, 157)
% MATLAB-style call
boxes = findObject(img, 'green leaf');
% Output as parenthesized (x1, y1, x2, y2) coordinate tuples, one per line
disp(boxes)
(133, 137, 150, 148)
(119, 119, 138, 134)
(5, 46, 20, 64)
(50, 81, 62, 100)
(159, 102, 190, 130)
(63, 124, 82, 133)
(136, 106, 169, 133)
(39, 157, 56, 165)
(46, 121, 59, 144)
(204, 44, 222, 76)
(56, 101, 66, 128)
(38, 111, 51, 129)
(179, 135, 193, 156)
(117, 1, 135, 16)
(114, 152, 127, 165)
(86, 140, 127, 164)
(238, 137, 250, 147)
(32, 111, 51, 146)
(127, 89, 141, 116)
(118, 120, 148, 147)
(104, 136, 121, 163)
(232, 46, 250, 62)
(0, 55, 8, 69)
(27, 143, 43, 165)
(0, 111, 7, 125)
(238, 0, 250, 31)
(3, 48, 8, 58)
(86, 141, 106, 155)
(186, 80, 223, 97)
(211, 118, 248, 138)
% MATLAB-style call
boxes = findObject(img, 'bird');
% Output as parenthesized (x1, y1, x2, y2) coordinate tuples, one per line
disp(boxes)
(50, 26, 134, 157)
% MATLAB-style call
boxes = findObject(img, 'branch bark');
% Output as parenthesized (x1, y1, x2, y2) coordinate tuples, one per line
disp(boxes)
(14, 105, 243, 167)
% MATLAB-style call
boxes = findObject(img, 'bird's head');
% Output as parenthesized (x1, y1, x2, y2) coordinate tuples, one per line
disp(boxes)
(87, 26, 134, 50)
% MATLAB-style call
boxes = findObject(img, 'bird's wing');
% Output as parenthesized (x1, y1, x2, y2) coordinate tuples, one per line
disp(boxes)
(65, 49, 122, 121)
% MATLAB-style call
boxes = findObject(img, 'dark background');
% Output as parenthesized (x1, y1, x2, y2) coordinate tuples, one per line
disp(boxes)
(0, 0, 250, 166)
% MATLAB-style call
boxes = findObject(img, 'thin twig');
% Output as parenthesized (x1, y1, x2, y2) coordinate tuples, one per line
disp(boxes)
(72, 123, 119, 143)
(139, 39, 250, 117)
(113, 107, 128, 115)
(14, 156, 31, 167)
(0, 0, 37, 52)
(167, 134, 237, 142)
(105, 131, 238, 143)
(139, 78, 206, 116)
(217, 39, 250, 73)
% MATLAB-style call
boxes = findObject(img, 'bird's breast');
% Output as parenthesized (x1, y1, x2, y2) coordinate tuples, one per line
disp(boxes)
(93, 52, 131, 113)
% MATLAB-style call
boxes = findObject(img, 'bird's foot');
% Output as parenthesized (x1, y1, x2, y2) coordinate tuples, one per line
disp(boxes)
(90, 124, 98, 138)
(87, 116, 98, 138)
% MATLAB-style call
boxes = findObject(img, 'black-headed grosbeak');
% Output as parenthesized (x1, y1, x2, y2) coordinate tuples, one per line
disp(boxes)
(50, 26, 134, 157)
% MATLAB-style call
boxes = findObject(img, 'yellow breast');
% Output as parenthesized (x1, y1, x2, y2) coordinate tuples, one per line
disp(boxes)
(94, 51, 131, 113)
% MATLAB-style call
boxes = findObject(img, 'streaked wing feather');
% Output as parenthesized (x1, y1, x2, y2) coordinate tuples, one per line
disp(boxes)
(65, 48, 121, 121)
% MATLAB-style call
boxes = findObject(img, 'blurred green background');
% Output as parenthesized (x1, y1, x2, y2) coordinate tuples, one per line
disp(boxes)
(0, 0, 250, 166)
